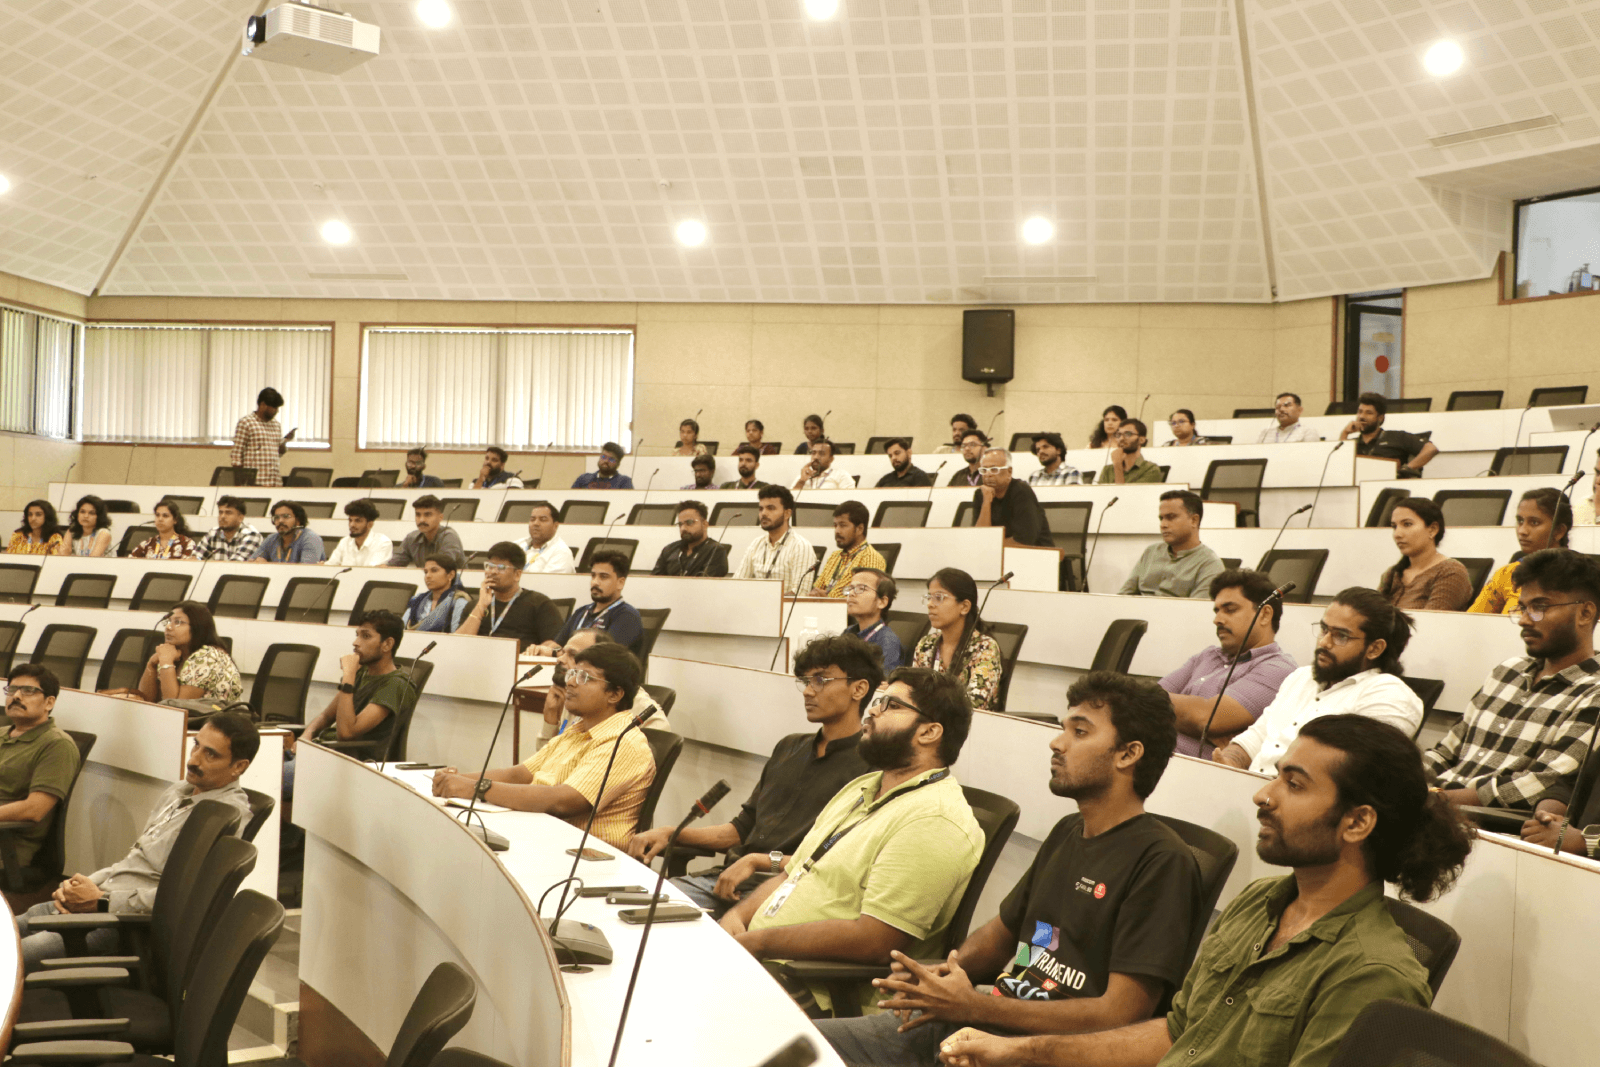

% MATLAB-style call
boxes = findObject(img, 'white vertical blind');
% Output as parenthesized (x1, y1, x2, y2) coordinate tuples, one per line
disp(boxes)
(362, 328, 633, 450)
(0, 304, 77, 439)
(35, 318, 76, 439)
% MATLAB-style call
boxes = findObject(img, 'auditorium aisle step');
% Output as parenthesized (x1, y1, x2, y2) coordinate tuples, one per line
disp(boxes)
(229, 909, 302, 1061)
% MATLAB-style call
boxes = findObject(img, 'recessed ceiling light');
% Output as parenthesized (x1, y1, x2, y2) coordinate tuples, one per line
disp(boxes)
(1423, 40, 1464, 77)
(1022, 217, 1055, 244)
(320, 219, 353, 245)
(415, 0, 452, 29)
(0, 174, 10, 196)
(675, 219, 707, 247)
(804, 0, 840, 20)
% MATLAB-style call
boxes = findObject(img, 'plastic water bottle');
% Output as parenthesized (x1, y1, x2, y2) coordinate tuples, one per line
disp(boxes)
(795, 616, 822, 652)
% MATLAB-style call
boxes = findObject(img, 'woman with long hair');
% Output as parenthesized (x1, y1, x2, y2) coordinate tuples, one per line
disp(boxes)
(1470, 488, 1573, 614)
(1088, 405, 1127, 450)
(911, 567, 1003, 710)
(674, 418, 709, 457)
(1378, 497, 1472, 611)
(60, 495, 113, 557)
(7, 500, 63, 555)
(405, 553, 473, 633)
(1164, 409, 1207, 447)
(130, 499, 198, 560)
(127, 601, 243, 704)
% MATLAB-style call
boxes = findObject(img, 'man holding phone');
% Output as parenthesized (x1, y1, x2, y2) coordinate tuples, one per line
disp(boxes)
(230, 387, 294, 487)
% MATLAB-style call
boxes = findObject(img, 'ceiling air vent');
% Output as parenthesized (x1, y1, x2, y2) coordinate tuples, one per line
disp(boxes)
(1428, 115, 1560, 149)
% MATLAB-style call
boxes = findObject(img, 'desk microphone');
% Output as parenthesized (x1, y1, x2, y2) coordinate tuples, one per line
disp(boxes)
(606, 779, 732, 1067)
(379, 640, 435, 772)
(924, 460, 948, 501)
(56, 462, 77, 514)
(593, 514, 626, 560)
(122, 441, 139, 488)
(977, 571, 1013, 618)
(770, 558, 823, 670)
(297, 567, 351, 623)
(1305, 439, 1343, 527)
(639, 467, 659, 509)
(453, 664, 542, 852)
(710, 511, 744, 576)
(1510, 401, 1533, 468)
(1135, 394, 1151, 425)
(629, 440, 646, 479)
(1199, 581, 1294, 753)
(535, 440, 556, 490)
(1263, 504, 1313, 564)
(442, 502, 463, 527)
(984, 410, 1005, 439)
(1548, 426, 1597, 549)
(1082, 496, 1118, 592)
(17, 604, 38, 628)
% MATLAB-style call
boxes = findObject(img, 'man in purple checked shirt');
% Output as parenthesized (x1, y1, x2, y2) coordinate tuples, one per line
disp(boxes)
(1160, 569, 1297, 759)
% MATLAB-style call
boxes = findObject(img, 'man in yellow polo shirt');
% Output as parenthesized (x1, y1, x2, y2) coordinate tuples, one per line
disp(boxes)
(432, 642, 654, 849)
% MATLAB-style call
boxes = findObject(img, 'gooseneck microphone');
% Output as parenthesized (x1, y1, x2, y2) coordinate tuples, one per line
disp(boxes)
(1305, 439, 1343, 527)
(984, 410, 1005, 439)
(297, 567, 351, 623)
(629, 440, 646, 480)
(1082, 496, 1119, 592)
(379, 640, 436, 772)
(1510, 401, 1534, 468)
(924, 460, 948, 502)
(1264, 503, 1313, 563)
(710, 511, 744, 576)
(1549, 425, 1597, 550)
(1199, 581, 1295, 752)
(56, 462, 77, 513)
(1135, 394, 1151, 425)
(977, 571, 1014, 618)
(639, 467, 659, 509)
(606, 779, 732, 1067)
(770, 557, 824, 670)
(454, 664, 543, 851)
(593, 513, 626, 558)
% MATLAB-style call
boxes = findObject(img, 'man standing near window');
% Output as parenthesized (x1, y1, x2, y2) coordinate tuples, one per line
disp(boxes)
(230, 388, 292, 488)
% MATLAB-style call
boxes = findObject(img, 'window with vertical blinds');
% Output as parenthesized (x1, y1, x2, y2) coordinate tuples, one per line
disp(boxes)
(0, 304, 78, 439)
(360, 327, 634, 450)
(81, 325, 332, 445)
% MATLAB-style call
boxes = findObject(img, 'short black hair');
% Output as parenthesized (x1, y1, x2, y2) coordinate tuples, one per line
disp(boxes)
(677, 499, 708, 521)
(1064, 671, 1177, 798)
(1159, 489, 1204, 519)
(884, 437, 911, 453)
(271, 500, 308, 527)
(486, 446, 508, 462)
(758, 484, 795, 512)
(407, 447, 428, 460)
(600, 442, 625, 460)
(1513, 548, 1600, 610)
(1330, 587, 1413, 675)
(203, 710, 261, 764)
(811, 439, 836, 458)
(1275, 392, 1303, 406)
(691, 454, 716, 471)
(216, 495, 247, 514)
(746, 419, 764, 432)
(257, 388, 283, 408)
(1521, 488, 1574, 548)
(413, 494, 443, 512)
(733, 443, 762, 459)
(573, 641, 641, 711)
(852, 566, 896, 611)
(951, 413, 977, 428)
(1209, 568, 1281, 631)
(423, 551, 459, 574)
(590, 548, 630, 578)
(1031, 432, 1066, 454)
(527, 500, 558, 521)
(886, 666, 973, 766)
(1123, 418, 1148, 438)
(959, 429, 990, 445)
(487, 540, 527, 570)
(1358, 392, 1388, 418)
(9, 662, 60, 699)
(344, 499, 379, 522)
(795, 634, 884, 715)
(354, 608, 405, 657)
(833, 500, 869, 529)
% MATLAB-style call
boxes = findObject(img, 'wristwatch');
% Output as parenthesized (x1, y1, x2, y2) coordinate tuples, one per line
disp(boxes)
(769, 850, 783, 874)
(474, 777, 494, 800)
(1582, 824, 1600, 859)
(337, 682, 355, 694)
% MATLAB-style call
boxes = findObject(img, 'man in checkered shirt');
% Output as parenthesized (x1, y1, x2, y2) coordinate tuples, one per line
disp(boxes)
(229, 387, 293, 488)
(1425, 548, 1600, 811)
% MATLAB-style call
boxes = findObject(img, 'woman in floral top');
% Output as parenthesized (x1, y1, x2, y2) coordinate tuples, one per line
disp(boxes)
(129, 602, 243, 705)
(6, 499, 64, 555)
(673, 417, 710, 457)
(129, 499, 198, 560)
(912, 566, 1003, 711)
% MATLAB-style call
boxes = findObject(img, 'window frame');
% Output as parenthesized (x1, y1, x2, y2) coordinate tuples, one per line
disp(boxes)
(0, 299, 81, 441)
(1506, 184, 1600, 305)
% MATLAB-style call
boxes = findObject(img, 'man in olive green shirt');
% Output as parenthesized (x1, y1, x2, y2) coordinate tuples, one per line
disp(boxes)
(1100, 419, 1164, 485)
(0, 665, 81, 868)
(936, 714, 1473, 1067)
(1120, 492, 1225, 599)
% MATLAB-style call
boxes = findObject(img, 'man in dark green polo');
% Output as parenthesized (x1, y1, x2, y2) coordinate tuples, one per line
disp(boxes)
(0, 664, 81, 868)
(935, 714, 1474, 1067)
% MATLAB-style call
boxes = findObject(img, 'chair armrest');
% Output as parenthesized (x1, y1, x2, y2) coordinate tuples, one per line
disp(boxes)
(766, 959, 893, 983)
(26, 912, 149, 933)
(7, 1039, 135, 1064)
(24, 967, 130, 990)
(12, 1019, 132, 1041)
(38, 956, 140, 971)
(662, 843, 720, 878)
(0, 819, 36, 830)
(1458, 805, 1531, 834)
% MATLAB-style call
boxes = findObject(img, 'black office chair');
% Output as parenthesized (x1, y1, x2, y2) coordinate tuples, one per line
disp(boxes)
(832, 442, 856, 455)
(1446, 389, 1503, 411)
(1529, 385, 1588, 408)
(953, 500, 979, 527)
(295, 500, 337, 519)
(288, 466, 333, 487)
(442, 478, 469, 488)
(275, 576, 341, 624)
(1008, 431, 1050, 451)
(368, 498, 407, 521)
(884, 610, 930, 655)
(439, 497, 479, 522)
(362, 468, 401, 487)
(241, 789, 275, 843)
(1401, 677, 1444, 742)
(248, 643, 322, 724)
(636, 607, 671, 672)
(0, 620, 24, 674)
(1389, 397, 1432, 413)
(637, 729, 685, 833)
(1232, 407, 1276, 418)
(118, 525, 158, 557)
(350, 580, 417, 619)
(498, 500, 536, 523)
(1382, 898, 1461, 995)
(234, 497, 271, 518)
(627, 503, 680, 526)
(1325, 400, 1358, 416)
(1219, 557, 1242, 570)
(874, 542, 901, 575)
(31, 624, 98, 689)
(1458, 558, 1496, 604)
(319, 533, 342, 558)
(1040, 501, 1092, 591)
(0, 730, 94, 898)
(1365, 487, 1410, 529)
(709, 501, 759, 528)
(864, 436, 910, 454)
(331, 476, 362, 488)
(986, 621, 1028, 711)
(1090, 619, 1147, 674)
(102, 500, 139, 514)
(0, 562, 41, 605)
(1201, 458, 1267, 527)
(577, 537, 639, 573)
(1152, 815, 1239, 966)
(813, 544, 827, 566)
(207, 574, 271, 620)
(1433, 489, 1512, 527)
(54, 573, 116, 609)
(549, 597, 575, 623)
(1326, 998, 1534, 1067)
(209, 466, 256, 487)
(282, 476, 313, 488)
(791, 502, 836, 528)
(1489, 445, 1568, 476)
(641, 683, 676, 715)
(559, 500, 609, 525)
(1255, 549, 1327, 603)
(94, 629, 164, 692)
(128, 572, 192, 613)
(1201, 435, 1232, 444)
(872, 501, 932, 528)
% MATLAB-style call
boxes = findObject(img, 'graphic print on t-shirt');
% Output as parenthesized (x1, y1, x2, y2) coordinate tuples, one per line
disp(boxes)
(992, 920, 1090, 1000)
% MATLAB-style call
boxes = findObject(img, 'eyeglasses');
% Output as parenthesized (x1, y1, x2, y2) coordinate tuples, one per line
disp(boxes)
(843, 583, 877, 597)
(3, 685, 43, 699)
(794, 673, 848, 693)
(866, 692, 926, 719)
(1509, 600, 1583, 625)
(566, 668, 602, 687)
(977, 466, 1010, 475)
(922, 592, 952, 606)
(1310, 621, 1362, 648)
(482, 563, 512, 574)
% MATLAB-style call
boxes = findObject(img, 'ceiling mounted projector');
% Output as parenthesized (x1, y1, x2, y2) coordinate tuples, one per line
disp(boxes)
(243, 2, 379, 74)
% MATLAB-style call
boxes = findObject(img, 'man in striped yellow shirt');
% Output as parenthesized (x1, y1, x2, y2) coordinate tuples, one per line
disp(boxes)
(431, 642, 655, 849)
(811, 501, 888, 598)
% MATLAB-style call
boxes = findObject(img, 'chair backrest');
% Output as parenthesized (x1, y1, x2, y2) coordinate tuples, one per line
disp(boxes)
(636, 607, 672, 668)
(439, 497, 480, 522)
(129, 571, 193, 613)
(699, 441, 719, 455)
(1401, 676, 1444, 740)
(577, 537, 639, 573)
(289, 466, 333, 486)
(1254, 549, 1327, 603)
(832, 441, 856, 454)
(1389, 397, 1431, 413)
(351, 580, 419, 619)
(0, 562, 41, 604)
(210, 466, 257, 487)
(498, 500, 537, 524)
(241, 788, 276, 842)
(944, 786, 1021, 949)
(368, 497, 407, 521)
(275, 576, 341, 623)
(985, 621, 1028, 711)
(637, 728, 685, 833)
(297, 500, 338, 519)
(1326, 998, 1535, 1067)
(953, 500, 979, 527)
(1325, 400, 1358, 416)
(102, 499, 139, 513)
(32, 623, 98, 688)
(641, 683, 676, 715)
(1151, 814, 1239, 964)
(1232, 407, 1276, 418)
(95, 628, 164, 691)
(362, 468, 401, 486)
(1490, 445, 1568, 476)
(560, 499, 609, 525)
(872, 500, 932, 528)
(54, 572, 116, 609)
(1457, 557, 1496, 603)
(1090, 619, 1148, 674)
(385, 961, 479, 1067)
(813, 543, 827, 565)
(440, 478, 466, 488)
(380, 657, 433, 762)
(1202, 435, 1233, 444)
(628, 503, 681, 526)
(1008, 431, 1049, 451)
(1529, 384, 1588, 408)
(164, 833, 259, 1019)
(332, 476, 362, 488)
(25, 730, 95, 883)
(208, 574, 272, 619)
(549, 598, 575, 623)
(321, 533, 342, 558)
(709, 501, 758, 528)
(1201, 459, 1268, 526)
(119, 524, 157, 556)
(171, 890, 285, 1067)
(0, 620, 24, 674)
(1040, 501, 1093, 556)
(236, 496, 272, 517)
(1446, 389, 1503, 411)
(875, 542, 902, 576)
(1382, 898, 1461, 995)
(146, 799, 245, 995)
(282, 475, 312, 488)
(885, 610, 931, 654)
(865, 435, 910, 454)
(792, 502, 836, 528)
(1365, 487, 1410, 529)
(1433, 489, 1511, 527)
(250, 643, 322, 723)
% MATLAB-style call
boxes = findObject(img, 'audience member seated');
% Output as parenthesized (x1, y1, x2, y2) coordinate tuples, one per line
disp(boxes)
(1027, 432, 1079, 486)
(821, 672, 1202, 1062)
(387, 495, 467, 570)
(1427, 548, 1600, 812)
(975, 448, 1054, 549)
(795, 440, 854, 491)
(457, 541, 564, 651)
(913, 567, 1003, 711)
(0, 665, 82, 871)
(194, 495, 263, 561)
(1574, 464, 1599, 525)
(230, 386, 289, 488)
(629, 634, 875, 915)
(1162, 570, 1297, 758)
(432, 642, 653, 848)
(937, 413, 978, 455)
(795, 413, 827, 455)
(572, 441, 636, 489)
(722, 444, 771, 489)
(1338, 391, 1437, 477)
(121, 602, 243, 706)
(877, 438, 933, 488)
(532, 629, 669, 752)
(9, 499, 63, 556)
(947, 430, 988, 488)
(1256, 392, 1319, 443)
(721, 667, 984, 1017)
(59, 495, 112, 557)
(255, 500, 326, 563)
(1213, 589, 1422, 773)
(1088, 405, 1126, 451)
(399, 446, 443, 488)
(1120, 491, 1224, 598)
(130, 498, 198, 560)
(1377, 496, 1472, 611)
(675, 417, 710, 457)
(812, 501, 887, 597)
(1470, 487, 1571, 614)
(543, 549, 644, 654)
(516, 500, 576, 574)
(1163, 408, 1208, 447)
(14, 712, 257, 971)
(745, 419, 780, 456)
(325, 498, 394, 567)
(734, 486, 817, 596)
(471, 446, 521, 489)
(1100, 419, 1163, 485)
(402, 553, 472, 634)
(652, 500, 730, 577)
(683, 453, 717, 490)
(844, 568, 903, 671)
(936, 715, 1473, 1067)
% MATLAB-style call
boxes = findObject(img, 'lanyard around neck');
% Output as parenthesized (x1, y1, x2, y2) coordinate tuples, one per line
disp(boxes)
(804, 769, 950, 872)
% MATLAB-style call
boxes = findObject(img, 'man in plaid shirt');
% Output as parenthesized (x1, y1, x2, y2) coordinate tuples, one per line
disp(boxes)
(1426, 549, 1600, 810)
(229, 388, 293, 488)
(194, 496, 264, 562)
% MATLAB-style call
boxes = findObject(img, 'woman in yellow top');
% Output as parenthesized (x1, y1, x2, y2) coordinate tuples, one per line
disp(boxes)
(7, 500, 64, 555)
(1469, 487, 1572, 614)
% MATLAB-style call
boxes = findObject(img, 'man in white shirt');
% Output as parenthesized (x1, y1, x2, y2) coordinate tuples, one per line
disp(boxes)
(517, 501, 576, 574)
(1256, 392, 1320, 444)
(935, 413, 977, 454)
(793, 440, 853, 491)
(326, 499, 394, 567)
(735, 485, 817, 595)
(1215, 588, 1423, 774)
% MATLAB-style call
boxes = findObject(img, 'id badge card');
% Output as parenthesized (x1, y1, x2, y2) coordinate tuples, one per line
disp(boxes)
(763, 874, 801, 918)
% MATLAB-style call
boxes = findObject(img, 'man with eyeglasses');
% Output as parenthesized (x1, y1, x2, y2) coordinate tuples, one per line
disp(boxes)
(794, 439, 854, 491)
(628, 634, 875, 915)
(651, 500, 729, 577)
(722, 666, 984, 1017)
(844, 568, 903, 671)
(456, 541, 564, 651)
(0, 665, 80, 871)
(534, 630, 668, 751)
(947, 430, 990, 487)
(811, 501, 887, 597)
(1100, 420, 1163, 485)
(1213, 588, 1422, 774)
(1256, 392, 1319, 444)
(974, 448, 1054, 549)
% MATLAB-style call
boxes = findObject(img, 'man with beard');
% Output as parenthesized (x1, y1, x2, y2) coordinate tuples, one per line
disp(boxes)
(818, 672, 1202, 1066)
(542, 549, 644, 655)
(290, 610, 417, 763)
(794, 439, 854, 491)
(1099, 420, 1163, 485)
(937, 715, 1472, 1067)
(1214, 588, 1422, 774)
(723, 667, 984, 1017)
(948, 430, 989, 487)
(937, 414, 978, 455)
(811, 501, 887, 597)
(682, 453, 717, 490)
(457, 542, 565, 651)
(734, 485, 816, 596)
(876, 438, 933, 487)
(1338, 392, 1437, 478)
(572, 441, 635, 489)
(722, 443, 771, 489)
(254, 500, 326, 563)
(471, 446, 520, 489)
(652, 500, 729, 577)
(1028, 432, 1080, 487)
(399, 446, 442, 488)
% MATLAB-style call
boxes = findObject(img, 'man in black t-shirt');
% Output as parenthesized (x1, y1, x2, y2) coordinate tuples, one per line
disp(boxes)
(454, 541, 563, 651)
(973, 447, 1054, 548)
(651, 500, 729, 577)
(817, 672, 1202, 1066)
(1338, 392, 1437, 479)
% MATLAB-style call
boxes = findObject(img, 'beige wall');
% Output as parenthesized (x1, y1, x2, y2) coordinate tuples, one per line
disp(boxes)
(0, 271, 84, 511)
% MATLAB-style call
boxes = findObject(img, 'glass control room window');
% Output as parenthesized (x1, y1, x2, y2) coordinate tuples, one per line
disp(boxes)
(1514, 186, 1600, 299)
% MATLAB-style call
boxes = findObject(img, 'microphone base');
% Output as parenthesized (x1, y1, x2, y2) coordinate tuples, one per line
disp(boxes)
(547, 917, 614, 968)
(462, 824, 510, 852)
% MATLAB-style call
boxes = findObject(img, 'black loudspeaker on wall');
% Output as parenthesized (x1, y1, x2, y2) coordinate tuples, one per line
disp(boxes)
(962, 309, 1015, 396)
